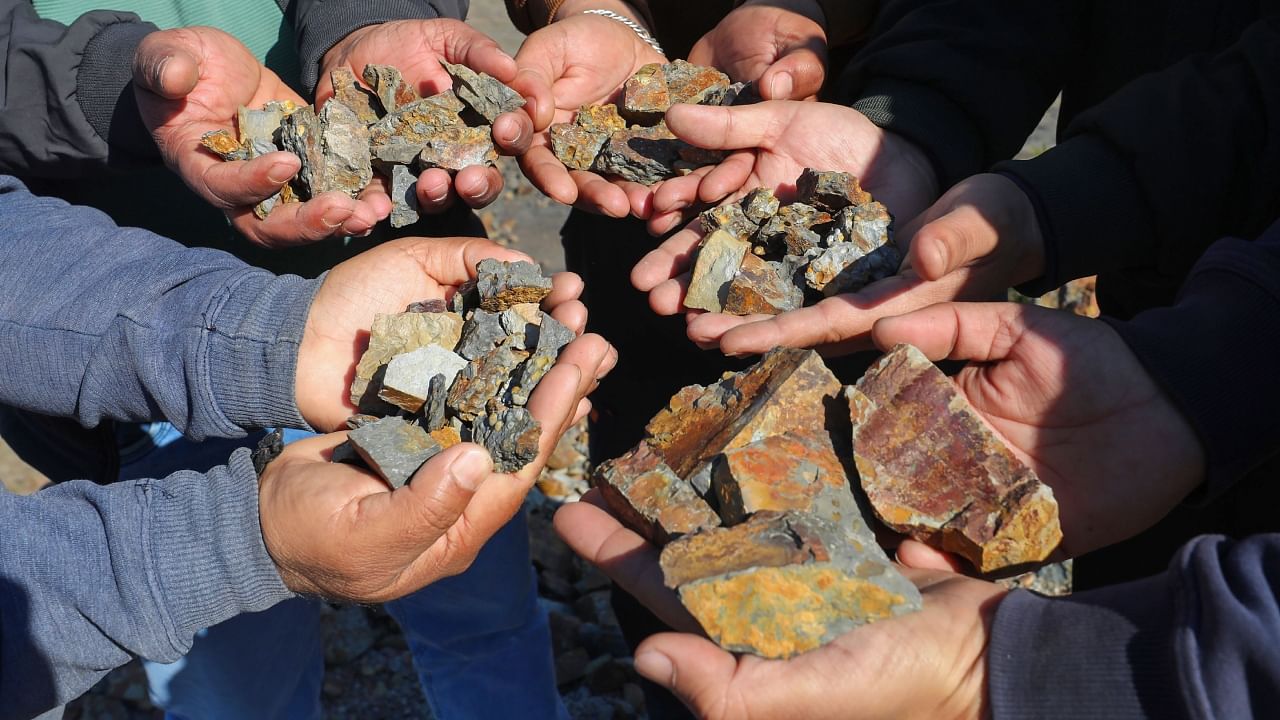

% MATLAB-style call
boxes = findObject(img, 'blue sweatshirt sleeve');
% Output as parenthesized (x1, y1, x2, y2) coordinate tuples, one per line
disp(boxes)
(0, 449, 294, 719)
(0, 175, 317, 439)
(988, 534, 1280, 720)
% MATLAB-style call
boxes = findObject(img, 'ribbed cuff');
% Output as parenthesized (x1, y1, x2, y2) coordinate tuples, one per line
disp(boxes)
(148, 449, 293, 640)
(204, 270, 320, 433)
(849, 78, 985, 192)
(296, 0, 447, 93)
(996, 135, 1153, 295)
(1104, 236, 1280, 502)
(989, 581, 1189, 720)
(77, 21, 160, 162)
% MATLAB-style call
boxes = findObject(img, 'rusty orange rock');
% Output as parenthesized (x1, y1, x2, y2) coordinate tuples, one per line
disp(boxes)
(592, 444, 720, 546)
(848, 344, 1062, 572)
(712, 433, 850, 525)
(659, 511, 830, 588)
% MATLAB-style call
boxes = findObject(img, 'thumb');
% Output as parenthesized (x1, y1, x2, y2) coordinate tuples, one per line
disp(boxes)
(366, 442, 493, 556)
(635, 633, 742, 717)
(133, 34, 202, 99)
(758, 45, 826, 100)
(905, 204, 1000, 282)
(871, 301, 1029, 364)
(664, 101, 795, 152)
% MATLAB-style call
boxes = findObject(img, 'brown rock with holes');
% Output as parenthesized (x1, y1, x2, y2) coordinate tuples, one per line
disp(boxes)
(644, 348, 842, 478)
(592, 444, 720, 546)
(848, 344, 1062, 572)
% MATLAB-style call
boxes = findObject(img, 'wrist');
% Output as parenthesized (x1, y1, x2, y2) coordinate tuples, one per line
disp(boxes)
(554, 0, 652, 31)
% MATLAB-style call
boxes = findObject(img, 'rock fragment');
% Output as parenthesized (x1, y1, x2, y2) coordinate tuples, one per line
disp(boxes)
(663, 60, 731, 106)
(406, 299, 449, 313)
(369, 96, 463, 148)
(389, 165, 420, 228)
(446, 340, 529, 421)
(418, 126, 498, 171)
(658, 511, 830, 588)
(422, 373, 448, 432)
(741, 188, 780, 223)
(550, 123, 611, 171)
(472, 406, 542, 473)
(350, 311, 464, 410)
(592, 445, 721, 546)
(723, 252, 803, 315)
(621, 63, 670, 124)
(511, 313, 575, 406)
(699, 204, 758, 243)
(457, 309, 508, 360)
(593, 124, 683, 185)
(848, 344, 1062, 571)
(330, 67, 381, 124)
(440, 60, 526, 123)
(377, 344, 468, 413)
(281, 101, 371, 198)
(200, 130, 249, 161)
(362, 64, 419, 114)
(683, 230, 751, 313)
(476, 259, 554, 311)
(712, 433, 849, 525)
(795, 168, 872, 212)
(348, 416, 444, 489)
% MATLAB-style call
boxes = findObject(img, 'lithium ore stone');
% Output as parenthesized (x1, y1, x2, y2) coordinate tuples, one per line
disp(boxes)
(593, 444, 721, 546)
(377, 344, 468, 413)
(621, 63, 670, 124)
(423, 373, 448, 431)
(848, 344, 1063, 572)
(723, 252, 802, 315)
(699, 204, 758, 243)
(418, 126, 497, 171)
(795, 168, 872, 212)
(389, 165, 420, 228)
(457, 310, 508, 360)
(593, 125, 683, 185)
(684, 230, 750, 313)
(330, 67, 381, 124)
(472, 406, 542, 473)
(805, 242, 902, 296)
(350, 311, 464, 410)
(200, 130, 249, 160)
(741, 188, 780, 223)
(511, 313, 574, 406)
(440, 60, 526, 123)
(348, 416, 443, 489)
(550, 123, 610, 171)
(281, 102, 371, 198)
(363, 64, 420, 114)
(369, 96, 462, 148)
(476, 259, 553, 311)
(446, 341, 529, 422)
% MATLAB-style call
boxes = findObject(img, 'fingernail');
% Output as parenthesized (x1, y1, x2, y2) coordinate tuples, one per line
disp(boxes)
(447, 447, 492, 491)
(634, 651, 674, 685)
(769, 72, 794, 100)
(266, 161, 295, 184)
(466, 181, 489, 200)
(426, 184, 449, 203)
(321, 207, 350, 228)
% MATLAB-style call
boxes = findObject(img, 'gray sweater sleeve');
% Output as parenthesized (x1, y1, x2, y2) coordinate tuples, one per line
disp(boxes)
(0, 174, 316, 438)
(0, 450, 294, 720)
(288, 0, 470, 93)
(0, 0, 160, 176)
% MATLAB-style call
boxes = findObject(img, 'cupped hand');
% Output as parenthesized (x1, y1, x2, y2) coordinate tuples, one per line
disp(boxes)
(294, 236, 594, 431)
(133, 27, 391, 247)
(511, 11, 666, 218)
(555, 492, 1001, 720)
(688, 0, 827, 102)
(318, 19, 532, 215)
(262, 332, 615, 603)
(872, 301, 1205, 556)
(635, 172, 1038, 357)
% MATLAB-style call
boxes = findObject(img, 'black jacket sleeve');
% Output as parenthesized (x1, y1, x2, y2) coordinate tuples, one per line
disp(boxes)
(0, 0, 159, 177)
(998, 17, 1280, 295)
(288, 0, 470, 93)
(839, 0, 1082, 190)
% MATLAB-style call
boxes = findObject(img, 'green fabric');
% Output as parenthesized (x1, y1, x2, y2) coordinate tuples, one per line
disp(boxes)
(34, 0, 303, 92)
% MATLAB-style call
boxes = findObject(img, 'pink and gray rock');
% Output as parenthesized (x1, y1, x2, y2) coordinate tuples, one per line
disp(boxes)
(592, 444, 721, 546)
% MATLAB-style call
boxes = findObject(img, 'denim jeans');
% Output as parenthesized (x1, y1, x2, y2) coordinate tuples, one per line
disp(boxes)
(120, 423, 566, 720)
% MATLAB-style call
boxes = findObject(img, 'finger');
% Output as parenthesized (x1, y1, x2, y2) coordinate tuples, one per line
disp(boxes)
(200, 152, 301, 207)
(650, 173, 703, 218)
(544, 271, 585, 309)
(370, 235, 530, 288)
(633, 633, 742, 715)
(908, 205, 1000, 282)
(548, 300, 588, 336)
(133, 33, 201, 99)
(695, 151, 758, 205)
(622, 180, 657, 220)
(357, 442, 493, 557)
(522, 364, 585, 476)
(509, 65, 557, 131)
(685, 311, 767, 349)
(449, 25, 518, 82)
(664, 101, 794, 153)
(646, 210, 690, 238)
(235, 193, 363, 248)
(454, 165, 504, 208)
(571, 171, 631, 218)
(417, 168, 458, 214)
(631, 225, 704, 291)
(896, 539, 968, 573)
(649, 277, 690, 316)
(758, 45, 827, 101)
(554, 496, 696, 630)
(518, 145, 580, 206)
(870, 301, 1030, 363)
(492, 111, 534, 155)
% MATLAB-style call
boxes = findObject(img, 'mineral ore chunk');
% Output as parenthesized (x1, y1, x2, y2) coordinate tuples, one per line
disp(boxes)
(499, 303, 543, 350)
(699, 204, 758, 243)
(659, 511, 831, 587)
(330, 67, 381, 124)
(848, 344, 1062, 571)
(389, 165, 420, 228)
(795, 168, 872, 212)
(550, 123, 610, 171)
(200, 130, 248, 160)
(377, 344, 468, 413)
(511, 313, 574, 406)
(419, 126, 498, 171)
(621, 63, 670, 124)
(683, 230, 750, 313)
(369, 96, 462, 147)
(281, 102, 371, 198)
(456, 309, 508, 360)
(809, 243, 902, 297)
(348, 416, 444, 489)
(440, 60, 526, 123)
(592, 444, 720, 546)
(362, 64, 420, 114)
(712, 433, 849, 525)
(237, 105, 287, 146)
(472, 406, 542, 473)
(423, 373, 448, 431)
(476, 259, 554, 311)
(593, 125, 683, 185)
(350, 311, 464, 409)
(574, 104, 626, 134)
(723, 252, 802, 315)
(663, 60, 731, 106)
(406, 299, 449, 313)
(741, 188, 780, 223)
(446, 341, 529, 421)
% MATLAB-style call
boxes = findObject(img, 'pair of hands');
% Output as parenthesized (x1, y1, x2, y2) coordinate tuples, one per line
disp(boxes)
(555, 300, 1205, 719)
(251, 236, 616, 603)
(133, 21, 533, 248)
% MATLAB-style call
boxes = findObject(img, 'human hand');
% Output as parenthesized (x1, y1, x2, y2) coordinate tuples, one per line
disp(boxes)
(318, 19, 532, 214)
(872, 301, 1205, 557)
(512, 5, 667, 218)
(262, 332, 613, 602)
(688, 0, 827, 102)
(133, 27, 391, 247)
(294, 236, 596, 431)
(555, 492, 1002, 719)
(636, 172, 1038, 357)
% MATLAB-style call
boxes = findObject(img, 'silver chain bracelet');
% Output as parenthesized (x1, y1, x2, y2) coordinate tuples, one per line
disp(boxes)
(582, 9, 665, 56)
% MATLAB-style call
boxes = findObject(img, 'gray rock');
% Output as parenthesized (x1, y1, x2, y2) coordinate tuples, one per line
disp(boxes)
(377, 344, 468, 412)
(446, 340, 529, 421)
(345, 414, 380, 430)
(368, 96, 462, 147)
(423, 373, 448, 432)
(316, 100, 373, 196)
(388, 165, 420, 228)
(804, 242, 902, 296)
(440, 59, 526, 123)
(741, 187, 780, 223)
(716, 80, 762, 106)
(593, 125, 682, 185)
(362, 64, 419, 114)
(330, 67, 381, 124)
(417, 126, 497, 171)
(499, 303, 543, 350)
(510, 313, 574, 406)
(450, 279, 479, 315)
(472, 406, 541, 473)
(684, 229, 750, 313)
(237, 105, 286, 146)
(280, 106, 324, 196)
(699, 203, 758, 242)
(456, 309, 507, 360)
(372, 143, 426, 165)
(476, 258, 553, 311)
(347, 416, 444, 489)
(795, 167, 871, 212)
